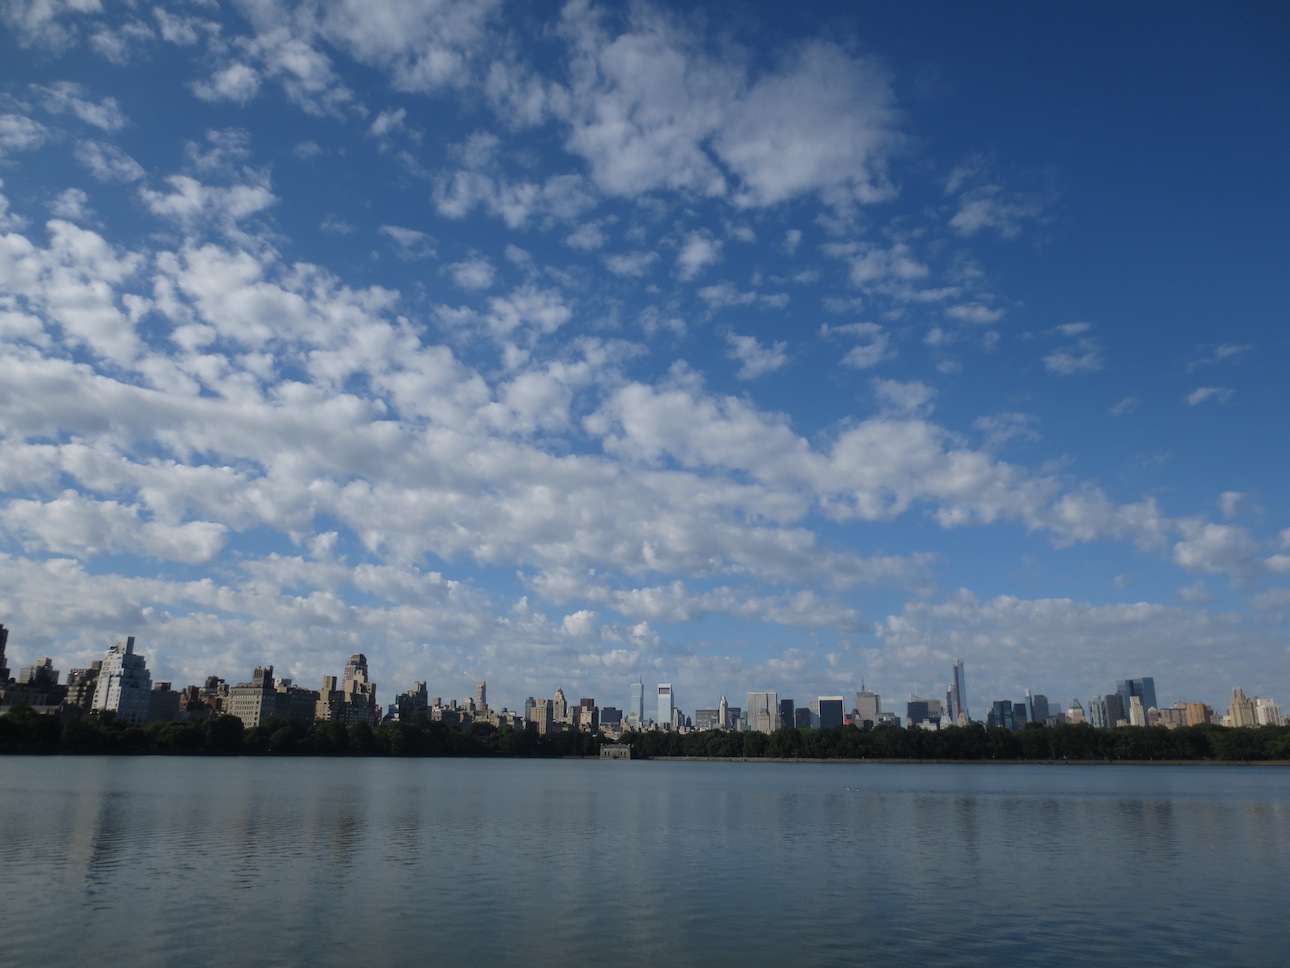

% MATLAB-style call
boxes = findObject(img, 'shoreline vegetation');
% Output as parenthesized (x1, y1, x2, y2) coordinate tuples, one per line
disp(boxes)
(2, 707, 1290, 762)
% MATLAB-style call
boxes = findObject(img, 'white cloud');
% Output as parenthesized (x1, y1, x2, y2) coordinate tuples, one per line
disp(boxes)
(1109, 396, 1137, 416)
(368, 107, 407, 139)
(192, 64, 262, 105)
(33, 80, 126, 130)
(566, 221, 608, 251)
(843, 242, 928, 291)
(0, 114, 49, 155)
(316, 0, 502, 94)
(828, 322, 890, 370)
(1044, 340, 1102, 375)
(48, 188, 90, 221)
(1219, 491, 1243, 520)
(1187, 386, 1234, 406)
(873, 379, 934, 416)
(675, 232, 721, 280)
(447, 257, 495, 291)
(946, 302, 1004, 324)
(74, 140, 146, 182)
(1178, 581, 1216, 604)
(1187, 342, 1251, 371)
(1173, 521, 1261, 578)
(725, 332, 788, 379)
(140, 175, 277, 228)
(604, 251, 658, 277)
(717, 40, 899, 208)
(380, 225, 436, 260)
(973, 412, 1039, 450)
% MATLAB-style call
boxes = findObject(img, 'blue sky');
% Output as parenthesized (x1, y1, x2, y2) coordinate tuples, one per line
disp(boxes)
(1, 0, 1287, 718)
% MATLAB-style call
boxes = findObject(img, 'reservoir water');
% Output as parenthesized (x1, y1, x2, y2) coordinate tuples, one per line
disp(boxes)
(1, 756, 1287, 967)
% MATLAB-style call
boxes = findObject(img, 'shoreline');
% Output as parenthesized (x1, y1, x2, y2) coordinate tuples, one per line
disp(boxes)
(647, 756, 1290, 766)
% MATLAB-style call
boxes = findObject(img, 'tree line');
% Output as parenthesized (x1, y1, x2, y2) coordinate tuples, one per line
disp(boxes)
(2, 706, 1289, 761)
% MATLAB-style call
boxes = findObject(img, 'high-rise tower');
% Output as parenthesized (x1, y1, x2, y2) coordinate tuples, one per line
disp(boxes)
(630, 679, 645, 725)
(90, 636, 152, 726)
(657, 683, 674, 729)
(948, 659, 968, 724)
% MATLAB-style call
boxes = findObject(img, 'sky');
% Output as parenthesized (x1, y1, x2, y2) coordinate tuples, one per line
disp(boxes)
(1, 0, 1288, 719)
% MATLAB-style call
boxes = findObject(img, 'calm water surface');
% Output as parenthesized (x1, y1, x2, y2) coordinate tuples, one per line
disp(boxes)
(1, 757, 1287, 967)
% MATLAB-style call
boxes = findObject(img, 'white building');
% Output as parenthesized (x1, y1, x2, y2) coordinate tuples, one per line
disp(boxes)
(90, 636, 153, 726)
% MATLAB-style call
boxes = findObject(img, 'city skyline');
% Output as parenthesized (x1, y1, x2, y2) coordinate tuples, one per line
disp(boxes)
(8, 623, 1282, 733)
(1, 3, 1288, 712)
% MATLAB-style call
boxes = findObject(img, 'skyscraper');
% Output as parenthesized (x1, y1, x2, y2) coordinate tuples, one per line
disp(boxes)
(1030, 693, 1050, 725)
(747, 691, 778, 733)
(990, 699, 1016, 732)
(817, 696, 845, 729)
(0, 623, 9, 683)
(657, 683, 674, 729)
(948, 659, 968, 724)
(629, 679, 645, 725)
(1116, 677, 1158, 715)
(90, 636, 152, 726)
(855, 689, 880, 728)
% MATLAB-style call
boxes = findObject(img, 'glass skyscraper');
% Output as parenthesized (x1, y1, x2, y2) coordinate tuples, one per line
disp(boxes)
(657, 683, 674, 729)
(629, 679, 644, 725)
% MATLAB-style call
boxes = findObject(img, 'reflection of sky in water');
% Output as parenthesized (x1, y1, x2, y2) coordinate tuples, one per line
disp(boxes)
(1, 759, 1287, 967)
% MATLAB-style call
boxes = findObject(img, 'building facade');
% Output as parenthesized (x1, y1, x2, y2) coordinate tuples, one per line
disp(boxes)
(90, 636, 152, 726)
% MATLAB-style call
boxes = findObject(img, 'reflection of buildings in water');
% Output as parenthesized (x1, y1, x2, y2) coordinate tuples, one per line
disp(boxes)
(1113, 797, 1181, 868)
(83, 789, 131, 906)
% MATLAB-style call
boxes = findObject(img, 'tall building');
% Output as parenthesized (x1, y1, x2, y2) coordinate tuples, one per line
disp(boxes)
(553, 688, 569, 724)
(1030, 693, 1051, 725)
(718, 695, 730, 730)
(657, 684, 674, 729)
(629, 679, 645, 726)
(747, 691, 778, 733)
(948, 659, 968, 724)
(91, 636, 153, 726)
(65, 663, 102, 710)
(906, 697, 942, 727)
(529, 697, 554, 734)
(475, 680, 488, 714)
(778, 698, 795, 731)
(817, 696, 845, 729)
(1117, 678, 1158, 716)
(990, 699, 1016, 732)
(694, 708, 721, 730)
(855, 689, 880, 728)
(0, 623, 9, 683)
(1128, 695, 1148, 727)
(317, 653, 379, 726)
(396, 682, 429, 721)
(1104, 693, 1126, 727)
(1228, 688, 1258, 728)
(227, 665, 278, 728)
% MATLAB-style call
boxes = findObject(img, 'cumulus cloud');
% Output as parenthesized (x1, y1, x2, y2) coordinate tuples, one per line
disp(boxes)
(824, 322, 890, 370)
(725, 332, 788, 380)
(193, 63, 262, 105)
(0, 114, 49, 156)
(32, 80, 126, 129)
(74, 140, 146, 182)
(675, 231, 722, 280)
